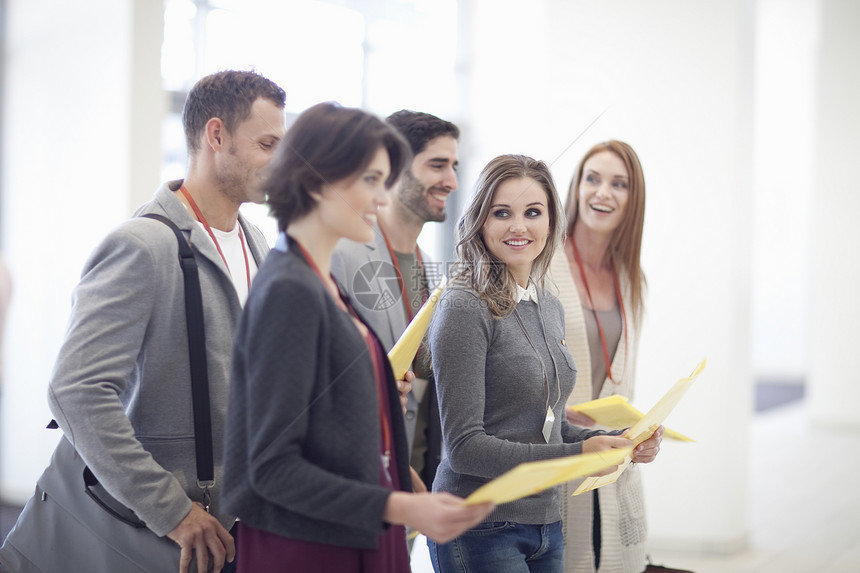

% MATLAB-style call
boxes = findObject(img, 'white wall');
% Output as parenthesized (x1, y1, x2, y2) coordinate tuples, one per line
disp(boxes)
(809, 0, 860, 429)
(463, 0, 754, 553)
(0, 0, 163, 503)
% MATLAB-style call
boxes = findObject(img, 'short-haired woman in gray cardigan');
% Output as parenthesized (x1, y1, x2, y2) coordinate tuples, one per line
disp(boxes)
(427, 155, 663, 573)
(222, 103, 492, 573)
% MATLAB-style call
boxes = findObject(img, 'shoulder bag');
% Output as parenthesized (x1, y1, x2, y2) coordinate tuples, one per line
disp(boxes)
(0, 214, 217, 572)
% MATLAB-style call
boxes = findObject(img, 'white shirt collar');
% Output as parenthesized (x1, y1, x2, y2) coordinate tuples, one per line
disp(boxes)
(515, 281, 538, 303)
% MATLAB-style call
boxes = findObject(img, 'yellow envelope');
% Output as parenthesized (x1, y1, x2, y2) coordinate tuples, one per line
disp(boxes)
(387, 276, 447, 380)
(572, 358, 706, 496)
(569, 395, 694, 442)
(463, 447, 633, 506)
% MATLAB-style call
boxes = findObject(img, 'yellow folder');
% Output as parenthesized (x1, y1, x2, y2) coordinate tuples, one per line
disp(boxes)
(569, 395, 694, 442)
(463, 447, 633, 506)
(387, 276, 448, 381)
(572, 358, 707, 496)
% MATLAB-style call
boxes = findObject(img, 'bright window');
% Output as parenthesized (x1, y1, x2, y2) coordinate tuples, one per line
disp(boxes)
(160, 0, 459, 246)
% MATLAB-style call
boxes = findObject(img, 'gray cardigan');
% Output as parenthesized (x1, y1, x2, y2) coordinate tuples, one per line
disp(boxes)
(429, 284, 606, 525)
(47, 181, 268, 536)
(222, 236, 412, 549)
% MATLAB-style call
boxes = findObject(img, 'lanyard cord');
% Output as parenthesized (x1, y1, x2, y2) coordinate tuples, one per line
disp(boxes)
(365, 328, 392, 464)
(570, 239, 628, 386)
(180, 185, 250, 290)
(379, 225, 428, 321)
(512, 294, 562, 414)
(292, 237, 391, 464)
(292, 237, 346, 311)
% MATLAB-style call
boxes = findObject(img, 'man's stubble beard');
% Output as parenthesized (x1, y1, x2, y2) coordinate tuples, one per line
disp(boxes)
(216, 143, 258, 205)
(397, 170, 446, 224)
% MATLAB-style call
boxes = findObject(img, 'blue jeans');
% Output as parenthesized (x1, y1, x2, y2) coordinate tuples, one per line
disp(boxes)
(428, 521, 563, 573)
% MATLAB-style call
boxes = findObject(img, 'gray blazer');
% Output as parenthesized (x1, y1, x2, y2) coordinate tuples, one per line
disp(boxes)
(331, 231, 438, 446)
(47, 180, 268, 536)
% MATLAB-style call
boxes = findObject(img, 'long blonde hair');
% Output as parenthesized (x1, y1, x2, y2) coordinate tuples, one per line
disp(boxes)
(454, 154, 565, 318)
(564, 140, 647, 321)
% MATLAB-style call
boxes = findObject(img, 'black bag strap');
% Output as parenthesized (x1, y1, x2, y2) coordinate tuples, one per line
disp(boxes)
(141, 214, 215, 495)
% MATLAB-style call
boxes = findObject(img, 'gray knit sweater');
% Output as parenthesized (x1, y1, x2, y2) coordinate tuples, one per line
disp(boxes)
(429, 284, 607, 525)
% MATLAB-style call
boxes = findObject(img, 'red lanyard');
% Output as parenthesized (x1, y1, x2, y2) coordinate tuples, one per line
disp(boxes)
(365, 328, 392, 469)
(293, 239, 346, 311)
(379, 226, 427, 321)
(180, 185, 250, 290)
(570, 239, 628, 386)
(293, 237, 392, 464)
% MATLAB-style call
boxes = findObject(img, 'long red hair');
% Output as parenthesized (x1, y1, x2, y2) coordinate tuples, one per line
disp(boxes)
(564, 140, 647, 321)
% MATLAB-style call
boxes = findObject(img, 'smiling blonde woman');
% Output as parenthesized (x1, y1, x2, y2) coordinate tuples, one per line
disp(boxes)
(427, 154, 663, 573)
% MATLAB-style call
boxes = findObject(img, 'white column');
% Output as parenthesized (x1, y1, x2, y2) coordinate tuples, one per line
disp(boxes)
(0, 0, 163, 503)
(131, 0, 168, 209)
(464, 0, 754, 553)
(808, 0, 860, 430)
(751, 0, 817, 384)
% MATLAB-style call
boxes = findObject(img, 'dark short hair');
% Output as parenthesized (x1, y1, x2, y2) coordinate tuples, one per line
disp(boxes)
(182, 70, 286, 154)
(265, 102, 411, 231)
(385, 110, 459, 156)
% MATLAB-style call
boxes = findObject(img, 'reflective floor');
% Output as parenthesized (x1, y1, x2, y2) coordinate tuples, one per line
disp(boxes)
(0, 503, 19, 544)
(411, 398, 860, 573)
(4, 396, 857, 572)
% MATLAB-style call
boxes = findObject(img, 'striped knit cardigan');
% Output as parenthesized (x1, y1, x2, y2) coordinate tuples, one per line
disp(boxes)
(549, 250, 648, 573)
